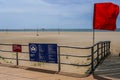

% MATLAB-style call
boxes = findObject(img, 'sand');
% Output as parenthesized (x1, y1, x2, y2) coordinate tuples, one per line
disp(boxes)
(0, 31, 120, 75)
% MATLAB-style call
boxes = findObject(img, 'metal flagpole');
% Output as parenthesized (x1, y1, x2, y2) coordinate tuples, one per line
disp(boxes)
(93, 29, 95, 45)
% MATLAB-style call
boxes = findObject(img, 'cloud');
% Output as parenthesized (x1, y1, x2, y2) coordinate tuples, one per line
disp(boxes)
(0, 0, 93, 16)
(44, 0, 80, 5)
(0, 0, 119, 29)
(0, 0, 99, 29)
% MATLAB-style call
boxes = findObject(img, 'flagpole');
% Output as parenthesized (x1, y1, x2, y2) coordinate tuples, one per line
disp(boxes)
(93, 29, 95, 45)
(93, 3, 95, 46)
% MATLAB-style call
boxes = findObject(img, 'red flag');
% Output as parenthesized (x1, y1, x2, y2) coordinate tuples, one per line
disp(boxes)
(93, 2, 119, 31)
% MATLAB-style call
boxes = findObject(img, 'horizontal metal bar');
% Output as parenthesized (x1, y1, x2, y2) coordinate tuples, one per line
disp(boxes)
(92, 41, 110, 47)
(61, 62, 91, 66)
(93, 63, 98, 71)
(60, 54, 91, 57)
(0, 50, 91, 57)
(0, 50, 92, 57)
(93, 57, 98, 62)
(0, 50, 28, 54)
(93, 49, 98, 54)
(0, 50, 13, 53)
(0, 43, 28, 46)
(0, 43, 13, 46)
(58, 42, 109, 50)
(0, 57, 29, 61)
(20, 52, 29, 54)
(0, 57, 16, 60)
(0, 41, 110, 51)
(58, 46, 91, 49)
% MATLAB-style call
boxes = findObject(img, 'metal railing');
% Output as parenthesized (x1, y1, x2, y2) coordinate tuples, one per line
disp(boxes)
(90, 41, 111, 74)
(0, 41, 111, 74)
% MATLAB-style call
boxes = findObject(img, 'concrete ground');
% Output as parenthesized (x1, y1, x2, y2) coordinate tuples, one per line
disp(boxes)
(0, 65, 94, 80)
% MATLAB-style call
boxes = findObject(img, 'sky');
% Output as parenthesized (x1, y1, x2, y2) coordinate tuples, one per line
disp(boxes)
(0, 0, 120, 29)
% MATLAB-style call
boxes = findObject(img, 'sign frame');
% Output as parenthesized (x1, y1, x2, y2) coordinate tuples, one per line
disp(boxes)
(29, 43, 58, 63)
(12, 44, 22, 52)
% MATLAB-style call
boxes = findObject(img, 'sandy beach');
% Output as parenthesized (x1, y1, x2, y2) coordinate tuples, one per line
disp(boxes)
(0, 31, 120, 53)
(0, 31, 120, 75)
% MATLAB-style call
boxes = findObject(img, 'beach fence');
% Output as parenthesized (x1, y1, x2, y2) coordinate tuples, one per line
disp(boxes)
(0, 41, 111, 76)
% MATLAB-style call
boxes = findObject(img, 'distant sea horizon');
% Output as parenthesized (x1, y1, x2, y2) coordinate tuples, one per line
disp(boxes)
(0, 28, 120, 32)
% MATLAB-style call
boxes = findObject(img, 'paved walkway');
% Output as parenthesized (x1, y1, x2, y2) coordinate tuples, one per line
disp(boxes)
(0, 65, 94, 80)
(94, 54, 120, 80)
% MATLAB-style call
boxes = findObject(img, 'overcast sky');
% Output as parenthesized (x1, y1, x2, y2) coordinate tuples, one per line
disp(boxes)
(0, 0, 120, 29)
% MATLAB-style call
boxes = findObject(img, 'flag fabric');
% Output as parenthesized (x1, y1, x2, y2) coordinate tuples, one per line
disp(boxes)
(93, 2, 119, 31)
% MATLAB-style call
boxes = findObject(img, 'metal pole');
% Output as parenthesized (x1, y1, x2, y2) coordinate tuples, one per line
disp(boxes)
(16, 52, 19, 66)
(58, 28, 60, 35)
(91, 47, 94, 74)
(93, 29, 95, 45)
(97, 43, 99, 63)
(104, 42, 106, 57)
(101, 43, 103, 59)
(36, 27, 39, 36)
(109, 42, 111, 54)
(107, 42, 109, 55)
(109, 42, 110, 49)
(58, 46, 61, 73)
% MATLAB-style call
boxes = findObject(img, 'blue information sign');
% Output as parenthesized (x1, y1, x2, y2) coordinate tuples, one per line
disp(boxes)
(29, 43, 57, 63)
(47, 44, 57, 63)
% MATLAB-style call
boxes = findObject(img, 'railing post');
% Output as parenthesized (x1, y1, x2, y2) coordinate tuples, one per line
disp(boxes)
(16, 52, 19, 66)
(106, 42, 108, 56)
(91, 46, 94, 74)
(97, 43, 99, 63)
(107, 42, 109, 55)
(101, 43, 103, 59)
(58, 46, 61, 73)
(109, 42, 111, 54)
(104, 42, 106, 57)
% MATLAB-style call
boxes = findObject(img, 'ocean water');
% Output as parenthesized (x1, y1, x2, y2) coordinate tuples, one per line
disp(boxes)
(0, 29, 120, 32)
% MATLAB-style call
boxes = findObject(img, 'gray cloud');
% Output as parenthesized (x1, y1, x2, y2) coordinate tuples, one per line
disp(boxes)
(0, 0, 119, 29)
